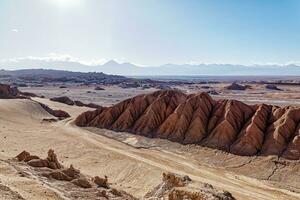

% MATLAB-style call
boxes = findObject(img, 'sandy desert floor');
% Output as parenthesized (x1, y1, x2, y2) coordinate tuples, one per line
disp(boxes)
(20, 83, 300, 107)
(0, 89, 299, 199)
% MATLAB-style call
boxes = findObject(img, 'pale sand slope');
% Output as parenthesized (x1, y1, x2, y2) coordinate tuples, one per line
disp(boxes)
(0, 98, 300, 200)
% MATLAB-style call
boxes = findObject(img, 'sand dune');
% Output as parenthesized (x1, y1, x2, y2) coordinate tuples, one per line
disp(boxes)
(0, 99, 52, 123)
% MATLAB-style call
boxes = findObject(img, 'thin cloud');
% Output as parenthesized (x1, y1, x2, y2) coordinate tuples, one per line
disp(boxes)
(185, 61, 300, 67)
(1, 54, 300, 68)
(0, 53, 108, 66)
(11, 29, 19, 33)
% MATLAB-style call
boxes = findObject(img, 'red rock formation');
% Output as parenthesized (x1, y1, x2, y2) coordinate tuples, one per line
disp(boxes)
(75, 107, 106, 127)
(261, 107, 300, 156)
(132, 90, 186, 137)
(204, 99, 255, 151)
(282, 123, 300, 160)
(156, 93, 213, 144)
(230, 104, 272, 156)
(75, 90, 300, 160)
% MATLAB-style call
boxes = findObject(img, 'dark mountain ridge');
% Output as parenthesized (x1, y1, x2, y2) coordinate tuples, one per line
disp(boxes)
(0, 69, 128, 84)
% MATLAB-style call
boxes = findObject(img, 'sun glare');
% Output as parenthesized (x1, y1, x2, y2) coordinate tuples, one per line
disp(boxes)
(50, 0, 82, 7)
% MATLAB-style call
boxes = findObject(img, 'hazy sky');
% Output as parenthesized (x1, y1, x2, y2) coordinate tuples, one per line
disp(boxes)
(1, 0, 300, 66)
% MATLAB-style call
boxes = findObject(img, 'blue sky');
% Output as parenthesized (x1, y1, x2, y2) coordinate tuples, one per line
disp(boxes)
(1, 0, 300, 66)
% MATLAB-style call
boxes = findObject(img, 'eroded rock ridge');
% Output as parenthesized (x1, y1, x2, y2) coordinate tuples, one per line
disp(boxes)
(75, 90, 300, 160)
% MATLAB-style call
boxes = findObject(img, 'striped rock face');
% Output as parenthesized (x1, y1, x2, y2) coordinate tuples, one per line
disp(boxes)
(75, 90, 300, 160)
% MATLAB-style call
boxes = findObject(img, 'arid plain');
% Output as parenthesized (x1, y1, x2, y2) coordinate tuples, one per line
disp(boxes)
(1, 83, 300, 200)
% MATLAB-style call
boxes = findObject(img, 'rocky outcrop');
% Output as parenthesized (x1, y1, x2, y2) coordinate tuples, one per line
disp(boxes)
(50, 96, 75, 105)
(75, 90, 300, 160)
(44, 164, 80, 181)
(265, 84, 282, 90)
(14, 151, 235, 200)
(0, 84, 20, 98)
(19, 91, 38, 97)
(162, 172, 191, 187)
(261, 107, 300, 156)
(203, 99, 255, 151)
(168, 189, 235, 200)
(15, 150, 103, 188)
(0, 83, 42, 99)
(230, 104, 272, 156)
(84, 103, 102, 109)
(50, 96, 102, 109)
(74, 100, 85, 106)
(0, 84, 37, 99)
(155, 92, 213, 144)
(74, 100, 102, 108)
(224, 83, 249, 90)
(282, 123, 300, 160)
(94, 86, 105, 90)
(39, 103, 70, 119)
(71, 177, 92, 188)
(16, 150, 40, 162)
(24, 149, 63, 169)
(144, 172, 235, 200)
(93, 175, 109, 188)
(14, 150, 136, 199)
(75, 107, 106, 126)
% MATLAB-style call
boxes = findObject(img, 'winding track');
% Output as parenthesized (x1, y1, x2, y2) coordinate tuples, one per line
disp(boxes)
(64, 122, 300, 200)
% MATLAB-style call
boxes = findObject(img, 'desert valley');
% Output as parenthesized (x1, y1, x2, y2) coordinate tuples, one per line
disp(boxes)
(1, 70, 300, 199)
(2, 1, 300, 199)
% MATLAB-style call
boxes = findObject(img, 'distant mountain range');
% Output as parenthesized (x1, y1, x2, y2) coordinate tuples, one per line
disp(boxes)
(1, 58, 300, 76)
(0, 68, 128, 84)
